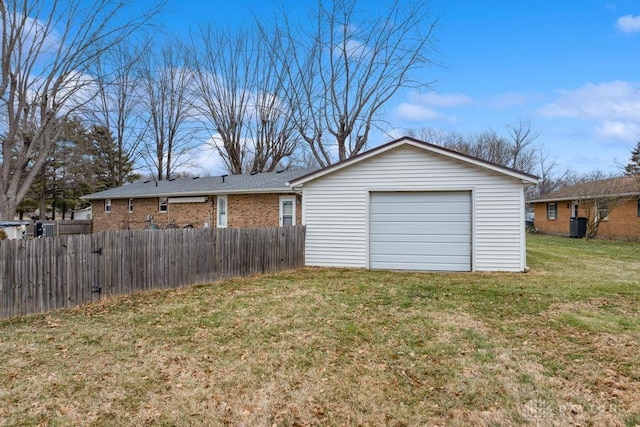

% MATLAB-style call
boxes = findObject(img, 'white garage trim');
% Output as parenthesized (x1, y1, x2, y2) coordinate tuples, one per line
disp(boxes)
(368, 191, 473, 272)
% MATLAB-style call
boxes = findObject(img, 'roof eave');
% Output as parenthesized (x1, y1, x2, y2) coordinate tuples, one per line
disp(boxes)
(531, 192, 640, 203)
(82, 187, 295, 200)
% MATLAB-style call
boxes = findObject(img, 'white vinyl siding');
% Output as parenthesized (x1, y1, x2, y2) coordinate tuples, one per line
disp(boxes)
(301, 144, 527, 272)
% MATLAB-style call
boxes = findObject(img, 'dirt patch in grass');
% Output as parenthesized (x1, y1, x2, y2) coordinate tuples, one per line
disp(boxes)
(1, 235, 640, 425)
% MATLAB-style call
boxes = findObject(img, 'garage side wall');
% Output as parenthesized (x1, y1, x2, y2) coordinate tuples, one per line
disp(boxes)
(301, 145, 526, 272)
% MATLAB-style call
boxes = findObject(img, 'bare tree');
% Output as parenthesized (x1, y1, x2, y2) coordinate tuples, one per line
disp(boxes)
(138, 41, 198, 180)
(413, 122, 540, 175)
(248, 72, 299, 173)
(505, 118, 539, 173)
(0, 0, 160, 219)
(528, 146, 570, 197)
(411, 127, 465, 148)
(433, 129, 517, 169)
(191, 27, 298, 174)
(266, 0, 439, 167)
(88, 41, 148, 186)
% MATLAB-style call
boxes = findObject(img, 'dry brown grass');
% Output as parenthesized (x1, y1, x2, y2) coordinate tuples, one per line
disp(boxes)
(1, 234, 639, 426)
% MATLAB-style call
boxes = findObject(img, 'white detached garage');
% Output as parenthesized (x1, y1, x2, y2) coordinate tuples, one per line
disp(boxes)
(289, 137, 539, 272)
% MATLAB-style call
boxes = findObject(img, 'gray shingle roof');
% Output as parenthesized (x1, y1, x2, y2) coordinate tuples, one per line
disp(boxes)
(82, 169, 315, 200)
(530, 176, 640, 202)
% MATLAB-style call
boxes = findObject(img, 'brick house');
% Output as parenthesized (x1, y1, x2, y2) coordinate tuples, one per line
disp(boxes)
(530, 176, 640, 239)
(83, 170, 312, 232)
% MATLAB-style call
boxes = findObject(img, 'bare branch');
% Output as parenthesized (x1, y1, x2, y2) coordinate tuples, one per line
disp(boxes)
(137, 40, 198, 180)
(191, 26, 300, 174)
(0, 0, 163, 219)
(265, 0, 439, 167)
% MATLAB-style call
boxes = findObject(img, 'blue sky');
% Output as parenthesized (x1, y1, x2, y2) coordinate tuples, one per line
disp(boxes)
(154, 0, 640, 176)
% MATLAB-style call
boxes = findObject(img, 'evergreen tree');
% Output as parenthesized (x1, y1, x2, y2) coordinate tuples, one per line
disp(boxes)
(625, 140, 640, 175)
(18, 119, 140, 219)
(89, 125, 140, 191)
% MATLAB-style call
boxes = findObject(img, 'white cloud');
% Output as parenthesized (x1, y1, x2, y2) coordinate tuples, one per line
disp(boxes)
(616, 14, 640, 33)
(410, 91, 474, 107)
(594, 121, 640, 142)
(394, 103, 445, 121)
(393, 91, 472, 123)
(175, 139, 226, 176)
(538, 81, 640, 121)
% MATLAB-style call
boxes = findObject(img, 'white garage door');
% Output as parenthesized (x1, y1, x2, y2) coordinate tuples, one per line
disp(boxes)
(369, 191, 472, 271)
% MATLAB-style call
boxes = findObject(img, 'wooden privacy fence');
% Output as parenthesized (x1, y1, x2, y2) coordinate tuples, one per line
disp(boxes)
(25, 220, 92, 237)
(0, 226, 305, 318)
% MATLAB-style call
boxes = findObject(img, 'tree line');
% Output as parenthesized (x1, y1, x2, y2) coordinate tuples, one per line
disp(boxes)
(2, 1, 638, 221)
(0, 0, 438, 219)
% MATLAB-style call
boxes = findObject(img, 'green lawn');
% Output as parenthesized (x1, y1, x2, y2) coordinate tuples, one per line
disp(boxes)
(1, 234, 639, 426)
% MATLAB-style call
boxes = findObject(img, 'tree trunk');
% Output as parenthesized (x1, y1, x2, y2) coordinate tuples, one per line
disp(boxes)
(40, 171, 47, 220)
(0, 194, 18, 220)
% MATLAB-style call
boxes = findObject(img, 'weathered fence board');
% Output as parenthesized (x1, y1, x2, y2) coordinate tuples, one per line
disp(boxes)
(0, 226, 305, 318)
(24, 220, 92, 238)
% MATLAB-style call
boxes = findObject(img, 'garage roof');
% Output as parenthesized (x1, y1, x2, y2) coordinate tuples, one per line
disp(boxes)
(288, 137, 540, 187)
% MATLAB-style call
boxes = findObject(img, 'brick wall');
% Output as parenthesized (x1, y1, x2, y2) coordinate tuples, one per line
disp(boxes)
(227, 194, 302, 228)
(533, 201, 571, 236)
(596, 198, 640, 239)
(533, 198, 640, 239)
(92, 197, 214, 231)
(91, 193, 302, 232)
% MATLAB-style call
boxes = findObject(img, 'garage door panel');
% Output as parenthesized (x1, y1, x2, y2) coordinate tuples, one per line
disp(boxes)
(371, 192, 467, 203)
(370, 234, 470, 244)
(371, 213, 470, 222)
(370, 221, 469, 235)
(369, 191, 471, 271)
(370, 253, 470, 263)
(370, 254, 470, 272)
(371, 201, 471, 215)
(371, 242, 471, 256)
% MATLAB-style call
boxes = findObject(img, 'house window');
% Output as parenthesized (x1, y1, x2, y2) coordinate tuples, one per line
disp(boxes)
(159, 197, 168, 213)
(637, 199, 640, 217)
(547, 202, 557, 220)
(597, 202, 609, 222)
(104, 199, 111, 213)
(279, 196, 296, 226)
(217, 195, 227, 228)
(571, 201, 579, 218)
(128, 198, 134, 213)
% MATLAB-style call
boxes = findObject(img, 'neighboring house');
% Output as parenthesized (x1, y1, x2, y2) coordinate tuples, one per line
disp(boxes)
(530, 176, 640, 239)
(0, 221, 29, 240)
(289, 136, 539, 272)
(83, 170, 311, 232)
(72, 206, 92, 220)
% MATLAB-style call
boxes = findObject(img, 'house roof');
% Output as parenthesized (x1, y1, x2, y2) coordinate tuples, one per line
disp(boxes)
(82, 169, 315, 200)
(288, 136, 540, 187)
(530, 176, 640, 203)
